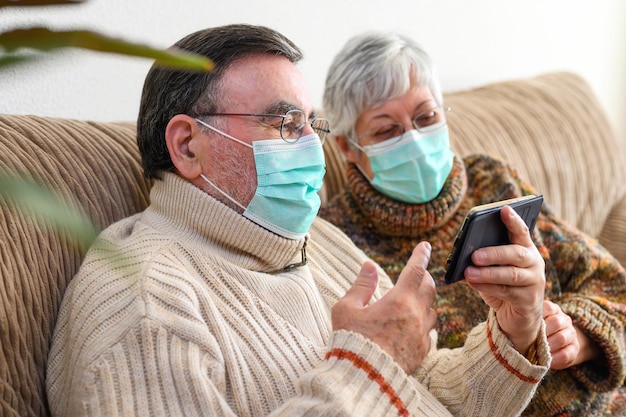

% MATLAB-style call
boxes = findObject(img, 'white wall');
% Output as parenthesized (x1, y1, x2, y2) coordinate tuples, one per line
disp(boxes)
(2, 0, 625, 142)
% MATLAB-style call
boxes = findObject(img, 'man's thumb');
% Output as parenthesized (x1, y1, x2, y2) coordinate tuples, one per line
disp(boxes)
(344, 260, 379, 307)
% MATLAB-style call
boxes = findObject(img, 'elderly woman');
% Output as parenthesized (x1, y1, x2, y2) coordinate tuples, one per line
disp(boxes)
(319, 31, 626, 416)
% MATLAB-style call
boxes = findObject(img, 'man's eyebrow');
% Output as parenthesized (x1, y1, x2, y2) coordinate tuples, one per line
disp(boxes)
(264, 101, 318, 120)
(265, 101, 297, 115)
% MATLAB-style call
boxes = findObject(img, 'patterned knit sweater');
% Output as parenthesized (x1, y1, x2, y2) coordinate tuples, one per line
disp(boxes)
(46, 172, 549, 417)
(319, 154, 626, 417)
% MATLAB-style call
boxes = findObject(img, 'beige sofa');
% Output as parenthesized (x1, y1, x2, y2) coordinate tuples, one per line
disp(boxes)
(1, 72, 625, 417)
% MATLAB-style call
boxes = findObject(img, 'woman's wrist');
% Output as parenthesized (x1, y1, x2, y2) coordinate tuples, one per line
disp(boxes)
(524, 338, 539, 364)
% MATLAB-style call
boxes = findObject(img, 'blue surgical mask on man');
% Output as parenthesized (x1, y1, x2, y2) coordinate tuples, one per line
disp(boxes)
(356, 123, 454, 204)
(196, 119, 326, 239)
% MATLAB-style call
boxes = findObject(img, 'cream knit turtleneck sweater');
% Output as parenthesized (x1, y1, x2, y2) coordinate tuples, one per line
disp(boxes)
(46, 172, 549, 417)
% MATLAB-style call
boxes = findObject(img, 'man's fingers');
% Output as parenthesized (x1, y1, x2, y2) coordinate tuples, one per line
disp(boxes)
(343, 260, 379, 308)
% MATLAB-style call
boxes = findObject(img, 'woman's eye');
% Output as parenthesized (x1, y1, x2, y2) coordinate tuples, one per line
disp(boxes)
(415, 109, 441, 126)
(374, 124, 403, 139)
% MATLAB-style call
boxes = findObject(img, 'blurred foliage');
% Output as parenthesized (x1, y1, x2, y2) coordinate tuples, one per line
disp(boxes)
(0, 0, 214, 250)
(0, 172, 99, 252)
(0, 28, 214, 71)
(0, 0, 86, 6)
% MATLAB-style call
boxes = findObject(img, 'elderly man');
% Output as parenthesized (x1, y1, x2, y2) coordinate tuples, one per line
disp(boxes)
(46, 24, 549, 416)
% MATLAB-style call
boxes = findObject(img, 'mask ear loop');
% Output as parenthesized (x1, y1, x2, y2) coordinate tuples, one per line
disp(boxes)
(347, 128, 366, 152)
(200, 174, 246, 211)
(195, 118, 252, 210)
(195, 118, 253, 149)
(347, 132, 372, 183)
(353, 163, 372, 182)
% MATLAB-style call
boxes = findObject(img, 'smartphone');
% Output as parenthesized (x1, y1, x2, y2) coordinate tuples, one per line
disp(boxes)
(444, 194, 543, 285)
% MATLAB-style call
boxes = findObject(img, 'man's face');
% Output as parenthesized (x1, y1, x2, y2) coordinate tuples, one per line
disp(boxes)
(195, 54, 316, 210)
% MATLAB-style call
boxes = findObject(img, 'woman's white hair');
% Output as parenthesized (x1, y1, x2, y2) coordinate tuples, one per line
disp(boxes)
(323, 31, 442, 140)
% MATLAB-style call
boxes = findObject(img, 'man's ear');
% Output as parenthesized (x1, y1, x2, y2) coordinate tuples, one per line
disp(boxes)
(334, 135, 360, 163)
(165, 114, 203, 180)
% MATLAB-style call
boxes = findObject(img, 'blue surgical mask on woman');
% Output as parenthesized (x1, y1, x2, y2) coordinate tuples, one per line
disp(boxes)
(196, 119, 326, 239)
(355, 123, 454, 204)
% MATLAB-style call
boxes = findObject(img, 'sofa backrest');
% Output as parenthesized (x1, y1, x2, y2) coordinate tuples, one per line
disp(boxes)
(1, 71, 625, 417)
(0, 115, 151, 417)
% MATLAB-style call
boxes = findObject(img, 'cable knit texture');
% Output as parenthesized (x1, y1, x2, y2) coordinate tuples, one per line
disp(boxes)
(46, 173, 549, 417)
(319, 154, 626, 416)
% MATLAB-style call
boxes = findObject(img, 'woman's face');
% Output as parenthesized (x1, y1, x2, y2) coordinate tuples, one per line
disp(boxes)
(347, 82, 438, 180)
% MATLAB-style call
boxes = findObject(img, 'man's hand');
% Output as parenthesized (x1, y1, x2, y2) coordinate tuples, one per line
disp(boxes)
(464, 205, 545, 355)
(332, 242, 437, 375)
(543, 300, 601, 369)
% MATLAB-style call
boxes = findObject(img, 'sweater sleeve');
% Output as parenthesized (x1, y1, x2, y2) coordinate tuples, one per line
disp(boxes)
(414, 309, 551, 417)
(536, 206, 626, 391)
(69, 318, 457, 417)
(286, 330, 455, 416)
(62, 311, 549, 417)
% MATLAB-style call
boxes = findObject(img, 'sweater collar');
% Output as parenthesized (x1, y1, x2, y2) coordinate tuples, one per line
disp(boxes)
(147, 173, 308, 272)
(346, 155, 468, 237)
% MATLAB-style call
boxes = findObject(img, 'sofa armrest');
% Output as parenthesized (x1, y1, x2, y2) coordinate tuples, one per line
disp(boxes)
(0, 114, 152, 417)
(598, 194, 626, 267)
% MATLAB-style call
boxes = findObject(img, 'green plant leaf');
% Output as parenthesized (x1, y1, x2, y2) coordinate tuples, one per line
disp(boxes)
(0, 28, 214, 71)
(0, 0, 85, 7)
(0, 173, 98, 251)
(0, 53, 35, 66)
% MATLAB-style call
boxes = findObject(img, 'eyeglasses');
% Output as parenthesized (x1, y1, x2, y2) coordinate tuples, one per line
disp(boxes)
(357, 105, 450, 148)
(199, 109, 331, 144)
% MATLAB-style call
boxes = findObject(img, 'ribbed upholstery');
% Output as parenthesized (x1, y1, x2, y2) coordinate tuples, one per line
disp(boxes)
(1, 72, 624, 416)
(0, 116, 152, 417)
(445, 73, 626, 239)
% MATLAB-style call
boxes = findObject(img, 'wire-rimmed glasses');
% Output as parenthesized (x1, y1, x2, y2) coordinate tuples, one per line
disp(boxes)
(356, 105, 451, 149)
(198, 109, 330, 144)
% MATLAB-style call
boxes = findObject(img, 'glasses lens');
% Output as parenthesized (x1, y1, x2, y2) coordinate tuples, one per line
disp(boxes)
(311, 118, 330, 144)
(367, 124, 404, 143)
(280, 110, 306, 143)
(413, 106, 447, 132)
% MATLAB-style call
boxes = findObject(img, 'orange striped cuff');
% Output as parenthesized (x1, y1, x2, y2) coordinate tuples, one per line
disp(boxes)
(325, 348, 409, 417)
(486, 315, 542, 383)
